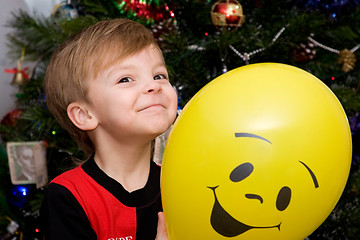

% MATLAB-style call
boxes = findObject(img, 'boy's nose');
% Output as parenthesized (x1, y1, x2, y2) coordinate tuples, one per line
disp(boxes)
(146, 80, 162, 93)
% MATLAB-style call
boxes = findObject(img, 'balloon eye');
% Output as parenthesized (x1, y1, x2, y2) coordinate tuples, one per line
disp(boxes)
(276, 186, 291, 211)
(230, 162, 254, 182)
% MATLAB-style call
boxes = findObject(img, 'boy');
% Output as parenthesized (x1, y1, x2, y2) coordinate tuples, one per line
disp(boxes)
(40, 18, 178, 240)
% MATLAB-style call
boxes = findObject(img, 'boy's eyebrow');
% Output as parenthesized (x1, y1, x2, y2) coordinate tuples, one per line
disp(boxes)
(103, 64, 136, 79)
(111, 57, 166, 70)
(101, 54, 167, 80)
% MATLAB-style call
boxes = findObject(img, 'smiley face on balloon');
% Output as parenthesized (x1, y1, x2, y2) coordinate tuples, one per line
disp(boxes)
(207, 133, 319, 237)
(161, 63, 352, 240)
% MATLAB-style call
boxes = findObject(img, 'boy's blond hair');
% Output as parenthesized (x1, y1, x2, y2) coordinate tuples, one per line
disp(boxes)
(44, 18, 159, 155)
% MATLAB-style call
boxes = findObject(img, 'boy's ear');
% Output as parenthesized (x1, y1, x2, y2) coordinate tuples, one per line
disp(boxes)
(67, 102, 98, 131)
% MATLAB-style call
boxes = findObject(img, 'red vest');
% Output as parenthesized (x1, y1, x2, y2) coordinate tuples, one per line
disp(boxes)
(52, 167, 137, 240)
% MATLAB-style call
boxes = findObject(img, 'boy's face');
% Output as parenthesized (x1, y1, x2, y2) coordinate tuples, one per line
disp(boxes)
(85, 44, 178, 143)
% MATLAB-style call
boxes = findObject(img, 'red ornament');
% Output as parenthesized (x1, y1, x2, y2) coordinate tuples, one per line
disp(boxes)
(1, 109, 21, 127)
(115, 0, 175, 24)
(211, 0, 245, 30)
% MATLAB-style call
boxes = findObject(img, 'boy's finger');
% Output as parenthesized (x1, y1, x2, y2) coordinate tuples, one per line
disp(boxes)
(155, 212, 168, 240)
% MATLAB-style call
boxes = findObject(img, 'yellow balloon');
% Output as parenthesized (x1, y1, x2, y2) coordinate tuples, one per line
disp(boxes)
(161, 63, 352, 240)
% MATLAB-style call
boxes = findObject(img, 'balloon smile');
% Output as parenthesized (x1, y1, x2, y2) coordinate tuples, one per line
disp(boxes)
(208, 186, 281, 237)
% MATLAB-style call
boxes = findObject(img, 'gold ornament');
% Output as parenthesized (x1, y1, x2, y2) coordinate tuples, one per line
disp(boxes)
(11, 71, 28, 85)
(211, 0, 245, 31)
(5, 48, 30, 85)
(337, 49, 356, 72)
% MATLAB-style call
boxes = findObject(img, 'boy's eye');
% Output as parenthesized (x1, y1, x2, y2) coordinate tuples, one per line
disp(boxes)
(154, 74, 167, 80)
(118, 77, 133, 83)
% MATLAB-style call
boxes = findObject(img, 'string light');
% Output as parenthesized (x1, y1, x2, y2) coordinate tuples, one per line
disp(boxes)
(308, 36, 359, 72)
(230, 28, 358, 72)
(308, 36, 360, 54)
(229, 26, 286, 64)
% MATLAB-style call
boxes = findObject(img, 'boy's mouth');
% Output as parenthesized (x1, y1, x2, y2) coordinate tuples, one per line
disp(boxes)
(138, 104, 165, 112)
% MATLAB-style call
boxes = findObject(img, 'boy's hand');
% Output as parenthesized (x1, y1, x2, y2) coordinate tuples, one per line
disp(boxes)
(155, 212, 168, 240)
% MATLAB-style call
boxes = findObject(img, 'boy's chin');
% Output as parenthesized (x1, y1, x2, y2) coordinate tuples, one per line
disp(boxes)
(149, 118, 173, 132)
(148, 125, 171, 138)
(151, 127, 170, 138)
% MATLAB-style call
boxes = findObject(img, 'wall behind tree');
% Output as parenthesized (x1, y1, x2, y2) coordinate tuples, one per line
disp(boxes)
(0, 0, 60, 120)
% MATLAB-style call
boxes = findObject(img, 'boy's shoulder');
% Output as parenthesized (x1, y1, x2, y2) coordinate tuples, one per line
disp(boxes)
(50, 164, 87, 187)
(48, 162, 104, 206)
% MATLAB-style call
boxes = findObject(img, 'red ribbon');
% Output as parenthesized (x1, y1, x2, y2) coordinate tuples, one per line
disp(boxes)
(4, 67, 29, 80)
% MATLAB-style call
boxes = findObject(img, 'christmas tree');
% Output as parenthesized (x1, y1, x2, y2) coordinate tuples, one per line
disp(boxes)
(1, 0, 360, 239)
